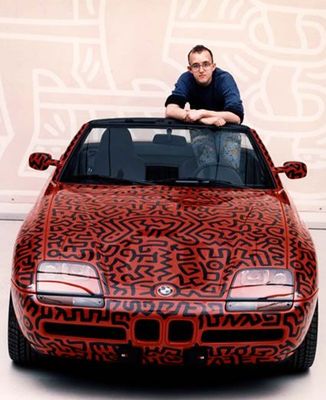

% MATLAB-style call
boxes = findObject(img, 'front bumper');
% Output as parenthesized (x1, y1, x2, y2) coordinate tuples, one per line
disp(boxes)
(11, 286, 317, 366)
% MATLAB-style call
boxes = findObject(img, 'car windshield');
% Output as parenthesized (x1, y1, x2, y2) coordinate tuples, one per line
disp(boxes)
(60, 125, 274, 188)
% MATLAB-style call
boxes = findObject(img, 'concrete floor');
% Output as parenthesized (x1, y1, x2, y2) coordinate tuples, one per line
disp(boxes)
(0, 220, 325, 400)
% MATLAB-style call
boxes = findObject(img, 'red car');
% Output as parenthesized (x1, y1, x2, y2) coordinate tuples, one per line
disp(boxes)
(8, 118, 318, 371)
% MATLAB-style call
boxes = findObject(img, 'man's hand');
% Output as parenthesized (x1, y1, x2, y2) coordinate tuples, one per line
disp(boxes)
(185, 109, 238, 126)
(200, 116, 226, 126)
(184, 110, 227, 126)
(186, 109, 203, 122)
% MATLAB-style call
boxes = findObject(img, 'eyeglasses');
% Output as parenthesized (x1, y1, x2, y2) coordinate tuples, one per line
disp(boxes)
(190, 62, 212, 71)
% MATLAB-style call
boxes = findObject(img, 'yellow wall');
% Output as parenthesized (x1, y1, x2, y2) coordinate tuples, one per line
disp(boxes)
(0, 0, 325, 212)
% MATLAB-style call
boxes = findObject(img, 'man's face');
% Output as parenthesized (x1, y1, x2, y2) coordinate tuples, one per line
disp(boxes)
(188, 50, 216, 86)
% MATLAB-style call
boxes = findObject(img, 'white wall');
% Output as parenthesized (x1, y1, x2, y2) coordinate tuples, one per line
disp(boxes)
(0, 0, 325, 214)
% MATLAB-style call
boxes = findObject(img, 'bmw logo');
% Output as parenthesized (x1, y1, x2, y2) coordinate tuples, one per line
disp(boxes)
(156, 284, 175, 297)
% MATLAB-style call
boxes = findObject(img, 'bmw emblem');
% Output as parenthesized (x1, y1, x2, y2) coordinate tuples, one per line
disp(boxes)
(156, 284, 175, 297)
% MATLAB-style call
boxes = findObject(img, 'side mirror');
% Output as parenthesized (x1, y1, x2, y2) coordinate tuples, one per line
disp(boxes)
(274, 161, 307, 179)
(29, 152, 59, 171)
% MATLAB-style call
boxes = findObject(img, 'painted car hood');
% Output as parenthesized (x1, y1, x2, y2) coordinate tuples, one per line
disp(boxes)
(44, 184, 288, 300)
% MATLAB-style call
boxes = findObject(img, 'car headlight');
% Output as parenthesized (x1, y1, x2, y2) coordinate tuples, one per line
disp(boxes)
(36, 261, 104, 307)
(226, 268, 294, 312)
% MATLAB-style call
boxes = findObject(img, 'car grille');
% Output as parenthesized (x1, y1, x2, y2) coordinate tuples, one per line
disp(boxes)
(134, 319, 195, 343)
(168, 320, 194, 342)
(43, 320, 283, 344)
(134, 319, 160, 341)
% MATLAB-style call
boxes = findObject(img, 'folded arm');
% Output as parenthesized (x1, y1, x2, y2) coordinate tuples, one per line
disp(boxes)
(165, 104, 241, 126)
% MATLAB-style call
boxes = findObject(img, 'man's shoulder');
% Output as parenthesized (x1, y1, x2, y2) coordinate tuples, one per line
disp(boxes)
(178, 71, 194, 82)
(214, 68, 233, 79)
(213, 68, 237, 87)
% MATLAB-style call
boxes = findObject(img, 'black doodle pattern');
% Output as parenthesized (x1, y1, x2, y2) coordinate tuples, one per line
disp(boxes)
(10, 122, 318, 366)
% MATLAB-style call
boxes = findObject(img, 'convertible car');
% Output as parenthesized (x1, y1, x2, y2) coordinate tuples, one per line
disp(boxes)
(8, 118, 318, 371)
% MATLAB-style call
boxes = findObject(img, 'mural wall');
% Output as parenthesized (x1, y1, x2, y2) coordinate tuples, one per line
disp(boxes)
(0, 0, 325, 212)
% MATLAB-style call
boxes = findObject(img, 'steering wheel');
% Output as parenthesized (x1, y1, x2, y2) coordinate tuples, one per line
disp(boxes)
(194, 162, 243, 185)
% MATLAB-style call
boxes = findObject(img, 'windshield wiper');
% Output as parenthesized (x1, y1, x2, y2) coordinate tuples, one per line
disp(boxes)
(150, 177, 245, 188)
(63, 174, 152, 185)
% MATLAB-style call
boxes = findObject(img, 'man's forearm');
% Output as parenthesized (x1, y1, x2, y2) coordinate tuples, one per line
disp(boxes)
(199, 109, 241, 124)
(165, 104, 241, 125)
(165, 104, 188, 121)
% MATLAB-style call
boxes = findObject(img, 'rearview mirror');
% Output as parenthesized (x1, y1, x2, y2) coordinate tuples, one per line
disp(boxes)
(29, 152, 59, 171)
(274, 161, 307, 179)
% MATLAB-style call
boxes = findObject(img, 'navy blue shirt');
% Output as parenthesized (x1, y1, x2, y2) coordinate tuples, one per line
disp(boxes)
(165, 68, 244, 122)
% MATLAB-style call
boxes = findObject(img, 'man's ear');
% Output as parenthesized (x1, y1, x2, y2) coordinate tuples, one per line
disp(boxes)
(187, 65, 193, 74)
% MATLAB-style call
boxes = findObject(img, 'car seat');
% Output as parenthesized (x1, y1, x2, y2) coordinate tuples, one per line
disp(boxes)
(94, 128, 145, 180)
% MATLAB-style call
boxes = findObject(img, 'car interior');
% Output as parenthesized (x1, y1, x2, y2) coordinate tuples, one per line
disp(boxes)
(63, 126, 273, 188)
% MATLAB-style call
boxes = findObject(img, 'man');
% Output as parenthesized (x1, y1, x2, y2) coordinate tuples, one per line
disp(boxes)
(165, 45, 244, 126)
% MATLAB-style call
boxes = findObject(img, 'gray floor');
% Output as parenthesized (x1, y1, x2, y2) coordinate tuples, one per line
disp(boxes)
(0, 220, 325, 400)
